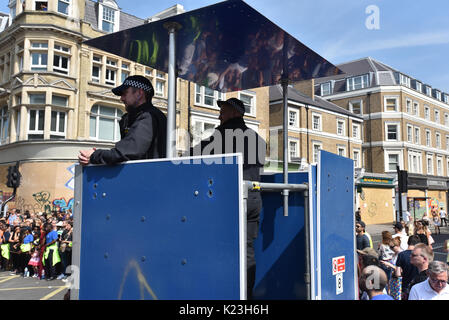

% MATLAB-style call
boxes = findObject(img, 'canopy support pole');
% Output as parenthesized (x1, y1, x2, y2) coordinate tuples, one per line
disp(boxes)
(164, 22, 182, 158)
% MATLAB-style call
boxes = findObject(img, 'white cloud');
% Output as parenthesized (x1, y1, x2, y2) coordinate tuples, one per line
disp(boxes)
(322, 31, 449, 60)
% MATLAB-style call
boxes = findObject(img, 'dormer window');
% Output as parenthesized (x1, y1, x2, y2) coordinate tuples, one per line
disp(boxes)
(399, 74, 411, 87)
(425, 86, 432, 96)
(99, 0, 120, 33)
(434, 90, 441, 101)
(9, 0, 16, 20)
(320, 82, 332, 96)
(415, 81, 422, 92)
(346, 74, 369, 91)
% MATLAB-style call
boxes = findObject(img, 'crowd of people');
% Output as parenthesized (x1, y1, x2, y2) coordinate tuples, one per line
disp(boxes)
(356, 208, 449, 300)
(0, 208, 73, 281)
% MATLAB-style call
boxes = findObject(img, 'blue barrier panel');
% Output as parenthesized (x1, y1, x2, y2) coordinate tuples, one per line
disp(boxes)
(76, 155, 244, 300)
(317, 151, 356, 300)
(253, 172, 308, 300)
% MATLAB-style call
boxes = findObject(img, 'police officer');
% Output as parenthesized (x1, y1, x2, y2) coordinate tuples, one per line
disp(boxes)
(193, 97, 266, 299)
(78, 75, 167, 165)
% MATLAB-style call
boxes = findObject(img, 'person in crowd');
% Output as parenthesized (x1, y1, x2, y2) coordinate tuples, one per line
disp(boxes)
(28, 247, 40, 278)
(359, 265, 393, 300)
(395, 235, 421, 300)
(380, 237, 403, 299)
(0, 223, 10, 271)
(408, 261, 449, 300)
(407, 243, 434, 298)
(42, 223, 60, 281)
(356, 221, 370, 250)
(58, 221, 72, 280)
(9, 226, 21, 275)
(392, 222, 409, 251)
(440, 207, 447, 227)
(20, 227, 33, 277)
(378, 231, 395, 281)
(432, 210, 441, 235)
(414, 220, 429, 246)
(355, 207, 361, 223)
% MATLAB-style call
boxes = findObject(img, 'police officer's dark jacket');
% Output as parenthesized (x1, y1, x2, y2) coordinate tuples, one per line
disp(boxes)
(90, 101, 167, 164)
(196, 117, 266, 182)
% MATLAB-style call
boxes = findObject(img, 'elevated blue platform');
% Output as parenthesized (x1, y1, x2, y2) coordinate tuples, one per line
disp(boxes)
(73, 151, 356, 300)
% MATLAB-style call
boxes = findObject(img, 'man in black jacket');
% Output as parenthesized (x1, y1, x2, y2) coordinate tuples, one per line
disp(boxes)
(78, 76, 167, 165)
(193, 97, 266, 299)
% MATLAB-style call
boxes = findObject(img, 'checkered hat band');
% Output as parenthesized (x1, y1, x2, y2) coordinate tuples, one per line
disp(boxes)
(124, 80, 153, 93)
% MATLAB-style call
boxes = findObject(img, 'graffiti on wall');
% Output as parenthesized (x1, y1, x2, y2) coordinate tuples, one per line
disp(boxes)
(65, 164, 76, 191)
(2, 190, 74, 215)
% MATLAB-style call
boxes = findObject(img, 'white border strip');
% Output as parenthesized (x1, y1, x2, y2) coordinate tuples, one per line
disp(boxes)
(237, 153, 247, 300)
(316, 152, 322, 300)
(71, 164, 83, 300)
(308, 165, 316, 300)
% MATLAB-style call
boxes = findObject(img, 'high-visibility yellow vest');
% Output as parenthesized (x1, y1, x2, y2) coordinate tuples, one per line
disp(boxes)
(0, 243, 9, 260)
(43, 243, 61, 267)
(20, 243, 32, 253)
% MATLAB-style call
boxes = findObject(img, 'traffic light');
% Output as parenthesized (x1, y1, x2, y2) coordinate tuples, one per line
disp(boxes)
(6, 165, 21, 189)
(398, 170, 408, 193)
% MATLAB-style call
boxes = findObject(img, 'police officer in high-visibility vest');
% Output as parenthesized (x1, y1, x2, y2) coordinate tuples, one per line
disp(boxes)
(42, 223, 61, 281)
(0, 224, 10, 269)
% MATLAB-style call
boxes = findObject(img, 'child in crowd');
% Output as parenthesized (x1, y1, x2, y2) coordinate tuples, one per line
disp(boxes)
(28, 247, 40, 278)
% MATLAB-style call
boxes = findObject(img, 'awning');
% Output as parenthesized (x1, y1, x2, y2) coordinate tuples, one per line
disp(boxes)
(84, 0, 342, 93)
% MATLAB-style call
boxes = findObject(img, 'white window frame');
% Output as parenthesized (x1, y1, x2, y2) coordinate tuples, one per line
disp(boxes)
(445, 113, 449, 127)
(352, 123, 361, 140)
(437, 156, 443, 176)
(413, 101, 419, 116)
(406, 124, 413, 143)
(288, 108, 299, 128)
(89, 105, 124, 142)
(353, 149, 361, 168)
(57, 0, 71, 16)
(406, 98, 412, 114)
(336, 119, 345, 136)
(320, 82, 331, 96)
(425, 129, 432, 147)
(312, 112, 322, 131)
(53, 44, 70, 75)
(337, 145, 346, 157)
(385, 151, 401, 172)
(424, 105, 430, 120)
(50, 110, 67, 139)
(34, 1, 48, 11)
(105, 68, 116, 86)
(446, 135, 449, 151)
(346, 74, 369, 91)
(190, 115, 220, 146)
(436, 132, 441, 149)
(384, 96, 399, 112)
(349, 100, 363, 115)
(239, 91, 257, 117)
(385, 122, 400, 141)
(399, 74, 411, 87)
(155, 72, 166, 97)
(408, 150, 423, 174)
(27, 108, 45, 139)
(194, 84, 225, 110)
(288, 138, 299, 162)
(435, 109, 440, 123)
(99, 3, 120, 33)
(0, 106, 9, 145)
(414, 127, 420, 145)
(426, 154, 434, 175)
(312, 141, 322, 163)
(30, 42, 48, 71)
(425, 86, 432, 96)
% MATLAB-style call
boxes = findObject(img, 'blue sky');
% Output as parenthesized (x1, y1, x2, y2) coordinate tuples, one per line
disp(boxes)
(1, 0, 449, 92)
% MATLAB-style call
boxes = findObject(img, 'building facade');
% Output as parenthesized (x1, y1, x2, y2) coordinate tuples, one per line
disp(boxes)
(0, 0, 270, 214)
(315, 57, 449, 221)
(268, 80, 363, 171)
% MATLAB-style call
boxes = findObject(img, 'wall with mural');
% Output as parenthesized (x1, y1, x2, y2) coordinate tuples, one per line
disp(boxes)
(358, 187, 395, 225)
(0, 162, 76, 215)
(407, 189, 447, 221)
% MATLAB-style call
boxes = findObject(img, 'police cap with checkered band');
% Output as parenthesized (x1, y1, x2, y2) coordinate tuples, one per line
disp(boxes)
(112, 75, 154, 97)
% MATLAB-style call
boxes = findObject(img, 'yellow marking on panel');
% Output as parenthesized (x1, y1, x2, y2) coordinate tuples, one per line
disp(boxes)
(118, 260, 158, 300)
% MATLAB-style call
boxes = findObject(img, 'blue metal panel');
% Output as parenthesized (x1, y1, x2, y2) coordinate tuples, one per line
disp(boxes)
(318, 151, 356, 300)
(253, 172, 308, 300)
(78, 156, 242, 300)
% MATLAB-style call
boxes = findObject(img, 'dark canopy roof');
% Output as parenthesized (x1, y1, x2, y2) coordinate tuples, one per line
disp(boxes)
(84, 0, 342, 93)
